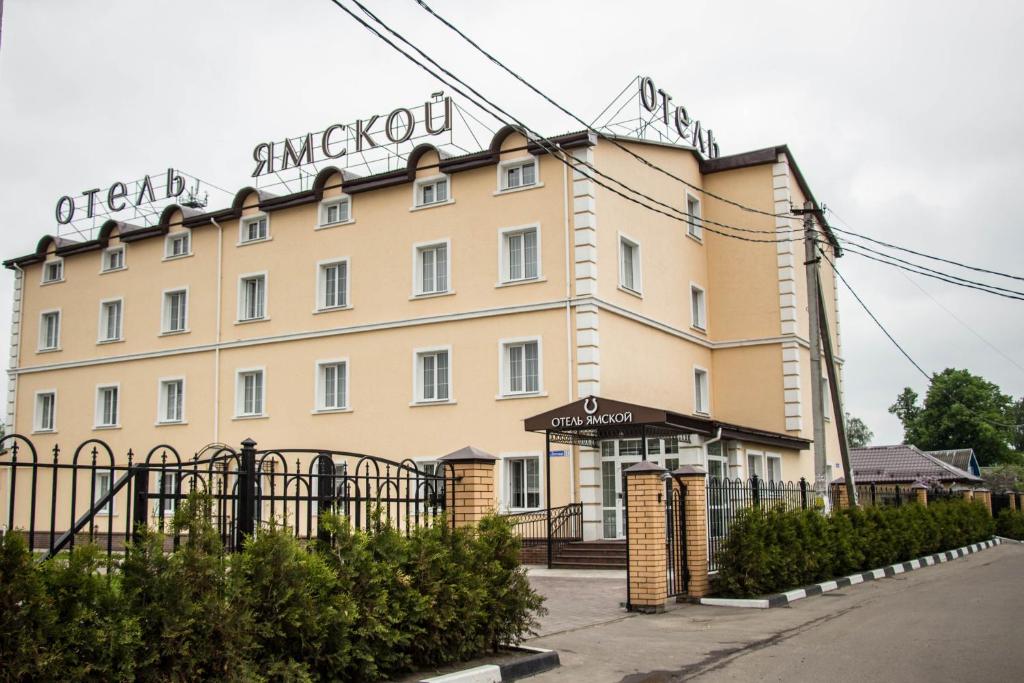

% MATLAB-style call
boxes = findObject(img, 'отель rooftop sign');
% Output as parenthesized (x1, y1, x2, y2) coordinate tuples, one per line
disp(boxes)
(640, 76, 720, 158)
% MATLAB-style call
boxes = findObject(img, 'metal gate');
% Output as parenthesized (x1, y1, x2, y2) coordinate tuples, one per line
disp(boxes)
(666, 477, 688, 598)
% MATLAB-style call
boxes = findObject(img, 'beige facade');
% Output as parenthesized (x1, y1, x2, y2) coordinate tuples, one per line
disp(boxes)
(4, 128, 844, 540)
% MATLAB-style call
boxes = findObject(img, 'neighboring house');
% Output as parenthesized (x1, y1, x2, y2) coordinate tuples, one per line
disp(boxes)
(833, 444, 982, 487)
(926, 449, 981, 477)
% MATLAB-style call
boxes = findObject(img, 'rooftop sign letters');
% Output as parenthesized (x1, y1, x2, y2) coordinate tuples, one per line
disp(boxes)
(55, 169, 191, 225)
(251, 96, 453, 178)
(639, 76, 720, 158)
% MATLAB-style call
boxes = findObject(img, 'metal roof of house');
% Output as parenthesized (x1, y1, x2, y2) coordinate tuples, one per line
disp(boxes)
(834, 444, 982, 484)
(926, 449, 978, 473)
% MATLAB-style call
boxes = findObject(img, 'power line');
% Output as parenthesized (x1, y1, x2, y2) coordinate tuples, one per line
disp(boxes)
(411, 0, 799, 221)
(818, 247, 932, 381)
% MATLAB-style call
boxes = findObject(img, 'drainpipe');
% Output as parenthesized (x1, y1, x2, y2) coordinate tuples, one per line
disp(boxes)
(702, 427, 723, 471)
(559, 143, 575, 504)
(210, 218, 224, 443)
(7, 263, 25, 435)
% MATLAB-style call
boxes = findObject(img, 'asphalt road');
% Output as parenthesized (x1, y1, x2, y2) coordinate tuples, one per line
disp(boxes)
(527, 541, 1024, 682)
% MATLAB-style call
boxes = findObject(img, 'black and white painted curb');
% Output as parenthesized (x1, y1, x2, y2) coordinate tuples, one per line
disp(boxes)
(416, 646, 559, 683)
(700, 538, 1002, 610)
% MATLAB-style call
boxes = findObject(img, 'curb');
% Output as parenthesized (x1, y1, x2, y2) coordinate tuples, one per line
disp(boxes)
(417, 646, 559, 683)
(699, 538, 1001, 610)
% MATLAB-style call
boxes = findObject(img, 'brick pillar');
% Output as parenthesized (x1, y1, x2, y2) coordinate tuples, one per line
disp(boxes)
(675, 465, 710, 600)
(912, 482, 928, 506)
(439, 446, 497, 528)
(625, 461, 667, 613)
(1012, 493, 1020, 512)
(833, 484, 850, 509)
(975, 489, 992, 516)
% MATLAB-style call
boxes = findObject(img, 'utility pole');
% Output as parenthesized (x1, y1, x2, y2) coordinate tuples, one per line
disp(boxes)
(797, 201, 828, 507)
(817, 274, 858, 507)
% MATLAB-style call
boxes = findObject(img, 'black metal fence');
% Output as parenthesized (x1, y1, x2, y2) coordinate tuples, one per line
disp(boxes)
(666, 479, 687, 597)
(991, 492, 1013, 516)
(926, 486, 960, 505)
(0, 434, 455, 561)
(502, 502, 582, 566)
(853, 483, 919, 508)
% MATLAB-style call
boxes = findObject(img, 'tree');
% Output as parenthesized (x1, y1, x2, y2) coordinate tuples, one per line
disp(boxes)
(1009, 398, 1024, 453)
(845, 414, 873, 448)
(888, 368, 1015, 467)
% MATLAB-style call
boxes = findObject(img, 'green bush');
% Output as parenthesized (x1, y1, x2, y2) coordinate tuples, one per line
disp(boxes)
(0, 494, 545, 682)
(996, 509, 1024, 539)
(716, 499, 995, 598)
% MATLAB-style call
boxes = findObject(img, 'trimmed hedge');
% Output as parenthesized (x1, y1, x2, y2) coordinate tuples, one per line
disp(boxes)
(996, 508, 1024, 540)
(715, 499, 995, 598)
(0, 495, 545, 682)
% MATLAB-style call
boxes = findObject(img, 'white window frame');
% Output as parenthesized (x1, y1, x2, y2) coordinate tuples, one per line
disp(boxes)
(101, 246, 126, 273)
(765, 454, 783, 483)
(706, 441, 728, 481)
(412, 345, 454, 405)
(238, 213, 271, 245)
(690, 283, 707, 331)
(163, 231, 192, 260)
(746, 450, 765, 480)
(497, 224, 542, 285)
(412, 239, 452, 298)
(821, 376, 832, 421)
(412, 174, 452, 209)
(237, 272, 268, 323)
(501, 453, 543, 512)
(41, 258, 64, 284)
(97, 297, 124, 344)
(686, 193, 703, 241)
(161, 287, 190, 334)
(157, 377, 186, 425)
(94, 470, 115, 515)
(693, 366, 710, 415)
(94, 383, 121, 429)
(38, 309, 61, 352)
(314, 358, 350, 413)
(234, 368, 267, 419)
(618, 232, 642, 295)
(34, 389, 57, 433)
(317, 196, 353, 228)
(498, 336, 544, 398)
(315, 258, 351, 312)
(496, 156, 540, 193)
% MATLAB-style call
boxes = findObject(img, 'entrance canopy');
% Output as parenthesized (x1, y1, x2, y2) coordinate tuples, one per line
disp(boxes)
(524, 395, 811, 451)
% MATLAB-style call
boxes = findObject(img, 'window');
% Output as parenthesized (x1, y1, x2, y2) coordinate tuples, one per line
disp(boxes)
(316, 361, 348, 411)
(39, 311, 60, 351)
(501, 226, 539, 283)
(747, 452, 765, 480)
(766, 455, 782, 483)
(94, 471, 113, 514)
(318, 260, 349, 310)
(165, 232, 191, 258)
(506, 457, 540, 510)
(686, 194, 703, 240)
(619, 235, 641, 294)
(156, 472, 176, 516)
(707, 441, 727, 481)
(101, 247, 125, 272)
(240, 215, 269, 243)
(690, 285, 706, 330)
(35, 391, 56, 432)
(502, 339, 540, 395)
(99, 299, 123, 342)
(42, 259, 64, 283)
(163, 289, 188, 333)
(416, 176, 449, 207)
(500, 159, 536, 191)
(694, 367, 709, 414)
(239, 274, 267, 321)
(319, 198, 351, 227)
(236, 370, 265, 417)
(415, 242, 449, 296)
(416, 349, 450, 403)
(159, 379, 185, 424)
(96, 385, 119, 428)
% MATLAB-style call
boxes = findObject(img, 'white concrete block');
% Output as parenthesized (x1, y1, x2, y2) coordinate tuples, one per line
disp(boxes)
(778, 279, 796, 295)
(784, 389, 801, 404)
(772, 162, 788, 176)
(420, 664, 502, 683)
(576, 311, 598, 330)
(576, 330, 599, 347)
(777, 254, 795, 269)
(574, 262, 597, 280)
(772, 174, 789, 190)
(780, 306, 797, 322)
(773, 187, 789, 203)
(783, 374, 801, 390)
(573, 196, 595, 214)
(577, 347, 600, 364)
(783, 361, 801, 376)
(574, 213, 596, 231)
(784, 403, 802, 418)
(575, 244, 597, 263)
(780, 320, 798, 335)
(779, 293, 798, 309)
(577, 364, 601, 382)
(575, 279, 597, 296)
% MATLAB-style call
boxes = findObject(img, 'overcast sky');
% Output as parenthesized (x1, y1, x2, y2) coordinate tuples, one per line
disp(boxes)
(1, 0, 1022, 444)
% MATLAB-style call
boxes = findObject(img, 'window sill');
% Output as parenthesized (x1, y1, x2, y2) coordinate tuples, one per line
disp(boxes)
(409, 399, 457, 407)
(506, 507, 543, 514)
(618, 285, 643, 299)
(37, 347, 62, 354)
(313, 305, 353, 315)
(32, 429, 57, 435)
(93, 425, 121, 431)
(315, 219, 355, 231)
(97, 338, 124, 345)
(496, 391, 548, 401)
(232, 414, 268, 421)
(690, 325, 707, 335)
(409, 290, 455, 301)
(155, 420, 188, 427)
(692, 411, 711, 418)
(100, 267, 128, 275)
(159, 329, 191, 337)
(495, 276, 546, 289)
(493, 182, 545, 196)
(311, 407, 353, 415)
(686, 232, 704, 245)
(234, 317, 270, 325)
(40, 279, 65, 286)
(236, 237, 273, 248)
(162, 253, 194, 262)
(409, 198, 455, 212)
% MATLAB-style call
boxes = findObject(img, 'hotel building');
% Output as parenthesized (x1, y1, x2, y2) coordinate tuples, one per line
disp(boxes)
(4, 126, 845, 541)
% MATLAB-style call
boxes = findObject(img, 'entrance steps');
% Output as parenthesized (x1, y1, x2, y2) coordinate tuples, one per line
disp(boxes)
(551, 540, 627, 569)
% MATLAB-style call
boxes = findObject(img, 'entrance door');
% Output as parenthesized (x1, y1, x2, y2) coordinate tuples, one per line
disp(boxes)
(601, 458, 642, 539)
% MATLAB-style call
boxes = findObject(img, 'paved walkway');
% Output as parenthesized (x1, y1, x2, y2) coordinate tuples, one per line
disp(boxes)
(526, 542, 1024, 682)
